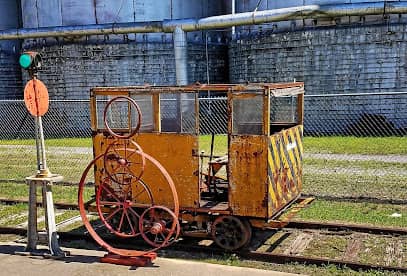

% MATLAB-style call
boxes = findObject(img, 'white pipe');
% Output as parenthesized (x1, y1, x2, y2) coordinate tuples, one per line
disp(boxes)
(173, 27, 188, 85)
(0, 2, 405, 39)
(232, 0, 236, 36)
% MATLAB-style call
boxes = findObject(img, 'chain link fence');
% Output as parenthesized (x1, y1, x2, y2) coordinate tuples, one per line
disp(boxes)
(0, 92, 406, 201)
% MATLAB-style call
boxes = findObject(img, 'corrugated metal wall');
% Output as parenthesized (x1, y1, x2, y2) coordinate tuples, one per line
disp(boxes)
(0, 0, 21, 99)
(234, 0, 406, 35)
(229, 0, 407, 134)
(20, 0, 229, 100)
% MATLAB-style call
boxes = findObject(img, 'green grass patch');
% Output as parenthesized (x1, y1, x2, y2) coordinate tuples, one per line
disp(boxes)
(303, 173, 407, 200)
(303, 235, 348, 260)
(305, 158, 407, 171)
(0, 203, 28, 223)
(199, 135, 228, 155)
(304, 136, 407, 155)
(199, 255, 397, 275)
(0, 182, 93, 205)
(0, 147, 92, 182)
(39, 210, 80, 230)
(0, 138, 92, 147)
(1, 136, 406, 155)
(199, 135, 407, 155)
(358, 236, 397, 266)
(297, 200, 407, 228)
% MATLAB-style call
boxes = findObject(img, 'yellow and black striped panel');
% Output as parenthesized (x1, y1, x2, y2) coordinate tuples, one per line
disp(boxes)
(267, 125, 303, 217)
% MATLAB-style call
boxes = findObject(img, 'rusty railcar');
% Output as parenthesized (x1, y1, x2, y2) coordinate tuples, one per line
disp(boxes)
(90, 83, 306, 250)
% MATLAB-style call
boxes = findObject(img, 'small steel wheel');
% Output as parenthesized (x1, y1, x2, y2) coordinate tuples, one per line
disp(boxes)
(211, 216, 252, 251)
(139, 206, 180, 248)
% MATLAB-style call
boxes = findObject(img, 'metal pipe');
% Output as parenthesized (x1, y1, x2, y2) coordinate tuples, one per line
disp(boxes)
(231, 0, 236, 36)
(173, 27, 188, 85)
(167, 3, 388, 31)
(0, 2, 406, 39)
(0, 21, 163, 40)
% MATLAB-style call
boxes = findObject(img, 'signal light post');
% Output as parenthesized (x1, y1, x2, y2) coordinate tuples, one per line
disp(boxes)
(16, 51, 67, 258)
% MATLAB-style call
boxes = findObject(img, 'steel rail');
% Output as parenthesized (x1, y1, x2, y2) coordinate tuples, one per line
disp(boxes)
(287, 220, 407, 236)
(0, 226, 406, 273)
(0, 198, 406, 235)
(302, 194, 407, 205)
(0, 198, 79, 210)
(243, 251, 407, 273)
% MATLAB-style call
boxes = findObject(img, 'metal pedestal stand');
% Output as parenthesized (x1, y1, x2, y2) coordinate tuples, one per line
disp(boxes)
(20, 174, 68, 258)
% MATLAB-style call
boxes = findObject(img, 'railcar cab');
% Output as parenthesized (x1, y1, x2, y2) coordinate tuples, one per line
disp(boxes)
(91, 82, 304, 229)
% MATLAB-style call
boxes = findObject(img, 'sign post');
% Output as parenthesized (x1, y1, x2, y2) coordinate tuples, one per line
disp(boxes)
(16, 52, 67, 258)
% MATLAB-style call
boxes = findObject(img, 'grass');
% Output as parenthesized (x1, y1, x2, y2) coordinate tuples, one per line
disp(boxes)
(38, 210, 79, 230)
(296, 200, 407, 228)
(0, 135, 404, 275)
(0, 204, 27, 226)
(303, 234, 348, 260)
(199, 135, 407, 155)
(357, 236, 402, 266)
(304, 136, 407, 155)
(0, 137, 92, 147)
(199, 135, 228, 155)
(0, 182, 93, 204)
(0, 147, 92, 182)
(0, 135, 405, 155)
(303, 173, 407, 200)
(305, 158, 407, 171)
(187, 253, 401, 276)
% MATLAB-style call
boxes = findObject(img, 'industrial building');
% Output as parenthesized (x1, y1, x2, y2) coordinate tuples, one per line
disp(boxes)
(0, 1, 406, 136)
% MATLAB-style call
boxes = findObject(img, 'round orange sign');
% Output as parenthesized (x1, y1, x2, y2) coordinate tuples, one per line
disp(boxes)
(24, 79, 49, 117)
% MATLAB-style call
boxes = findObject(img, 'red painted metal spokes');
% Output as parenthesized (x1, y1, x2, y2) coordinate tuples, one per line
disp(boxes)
(80, 95, 179, 258)
(104, 140, 145, 185)
(96, 178, 153, 238)
(103, 96, 142, 139)
(139, 206, 180, 248)
(79, 152, 179, 258)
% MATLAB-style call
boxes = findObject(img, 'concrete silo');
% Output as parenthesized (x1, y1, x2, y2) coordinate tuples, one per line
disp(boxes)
(229, 0, 407, 135)
(17, 0, 229, 138)
(0, 0, 21, 99)
(21, 0, 229, 100)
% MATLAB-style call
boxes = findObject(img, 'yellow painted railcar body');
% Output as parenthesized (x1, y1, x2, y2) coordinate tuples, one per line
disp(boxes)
(93, 133, 199, 209)
(229, 135, 268, 218)
(134, 133, 199, 209)
(90, 83, 305, 227)
(267, 125, 303, 217)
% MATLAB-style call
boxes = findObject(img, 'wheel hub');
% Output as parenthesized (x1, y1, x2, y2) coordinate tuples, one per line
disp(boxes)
(118, 158, 127, 166)
(150, 222, 164, 235)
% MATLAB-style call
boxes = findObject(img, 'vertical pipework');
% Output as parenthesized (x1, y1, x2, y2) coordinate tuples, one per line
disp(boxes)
(173, 26, 188, 85)
(231, 0, 235, 36)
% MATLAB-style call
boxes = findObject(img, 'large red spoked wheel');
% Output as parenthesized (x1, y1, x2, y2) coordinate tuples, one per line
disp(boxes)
(78, 152, 179, 257)
(96, 177, 153, 238)
(103, 96, 142, 139)
(104, 140, 146, 185)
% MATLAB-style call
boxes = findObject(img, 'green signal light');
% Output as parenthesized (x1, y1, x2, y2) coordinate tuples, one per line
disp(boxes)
(19, 53, 32, 69)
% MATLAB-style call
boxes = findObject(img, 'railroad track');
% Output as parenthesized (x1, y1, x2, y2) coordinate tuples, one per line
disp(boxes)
(0, 198, 405, 273)
(0, 206, 405, 273)
(0, 225, 406, 273)
(1, 193, 406, 210)
(302, 194, 407, 205)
